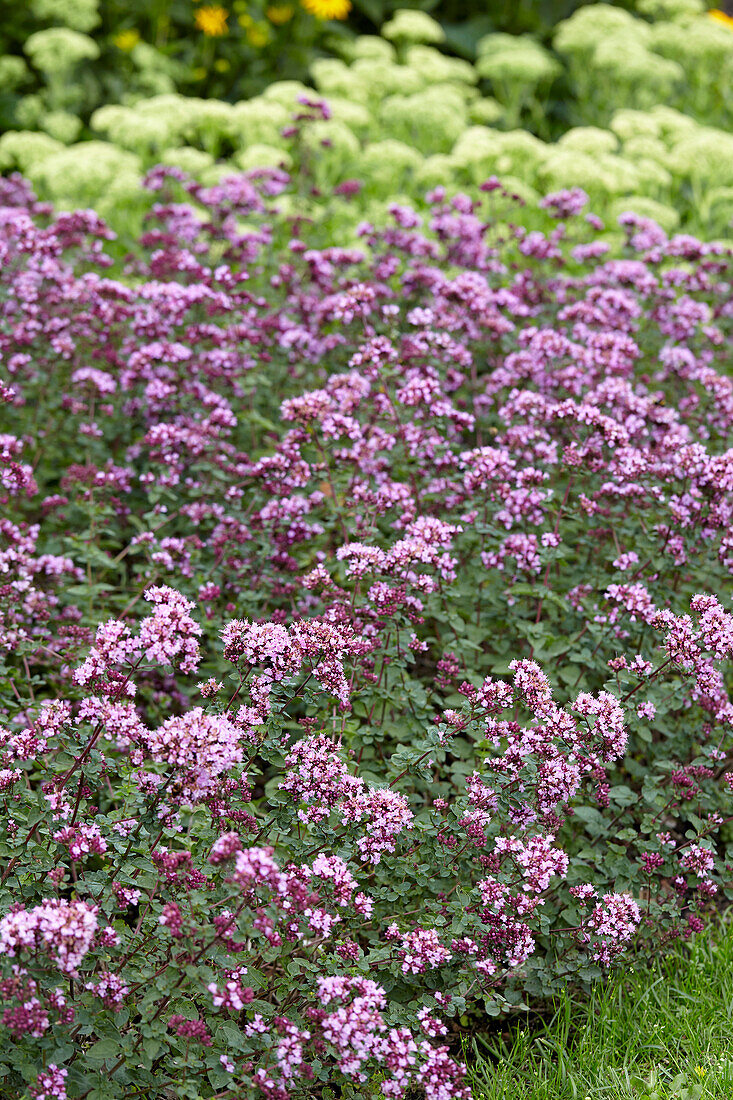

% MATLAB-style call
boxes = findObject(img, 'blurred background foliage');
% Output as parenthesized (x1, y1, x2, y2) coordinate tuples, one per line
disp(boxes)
(2, 0, 733, 241)
(0, 0, 633, 134)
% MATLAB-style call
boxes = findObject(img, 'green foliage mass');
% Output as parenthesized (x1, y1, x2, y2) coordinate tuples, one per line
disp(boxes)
(2, 3, 733, 240)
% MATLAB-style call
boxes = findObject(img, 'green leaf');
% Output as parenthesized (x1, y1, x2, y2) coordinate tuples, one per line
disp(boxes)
(86, 1039, 119, 1064)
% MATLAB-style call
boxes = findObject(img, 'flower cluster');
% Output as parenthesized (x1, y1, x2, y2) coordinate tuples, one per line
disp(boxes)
(0, 900, 98, 975)
(0, 163, 731, 1100)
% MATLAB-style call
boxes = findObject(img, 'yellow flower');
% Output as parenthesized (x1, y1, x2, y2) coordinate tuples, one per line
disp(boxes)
(194, 5, 229, 35)
(300, 0, 351, 20)
(267, 3, 295, 22)
(709, 8, 733, 28)
(113, 28, 141, 50)
(694, 1066, 706, 1078)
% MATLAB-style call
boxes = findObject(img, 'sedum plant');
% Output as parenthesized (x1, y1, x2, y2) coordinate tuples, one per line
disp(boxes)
(4, 8, 733, 238)
(24, 26, 100, 74)
(29, 0, 101, 33)
(382, 8, 446, 47)
(475, 33, 560, 132)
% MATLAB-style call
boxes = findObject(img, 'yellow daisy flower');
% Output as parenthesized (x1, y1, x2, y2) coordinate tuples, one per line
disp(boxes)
(113, 28, 141, 50)
(194, 5, 229, 36)
(300, 0, 351, 20)
(708, 8, 733, 28)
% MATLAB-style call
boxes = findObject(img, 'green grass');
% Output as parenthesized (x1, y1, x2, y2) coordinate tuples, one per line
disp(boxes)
(468, 917, 733, 1100)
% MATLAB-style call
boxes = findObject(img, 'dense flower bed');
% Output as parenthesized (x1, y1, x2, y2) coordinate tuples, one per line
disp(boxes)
(0, 158, 732, 1098)
(0, 0, 357, 128)
(0, 0, 639, 131)
(2, 4, 733, 239)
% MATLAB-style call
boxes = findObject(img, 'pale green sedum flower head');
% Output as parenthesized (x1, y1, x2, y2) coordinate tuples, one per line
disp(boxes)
(0, 56, 30, 91)
(24, 27, 100, 74)
(230, 99, 291, 148)
(26, 141, 141, 200)
(476, 34, 560, 86)
(620, 135, 671, 163)
(610, 105, 698, 145)
(405, 46, 477, 87)
(637, 0, 705, 20)
(554, 4, 642, 57)
(234, 144, 292, 172)
(348, 35, 396, 63)
(558, 127, 619, 156)
(469, 98, 504, 126)
(452, 126, 548, 184)
(159, 147, 215, 176)
(351, 58, 424, 97)
(650, 15, 733, 64)
(22, 141, 146, 228)
(378, 86, 468, 155)
(311, 59, 372, 103)
(668, 128, 733, 187)
(0, 130, 64, 173)
(537, 148, 639, 199)
(413, 153, 461, 191)
(91, 97, 195, 155)
(30, 0, 100, 32)
(322, 97, 372, 137)
(382, 9, 445, 45)
(260, 81, 312, 107)
(590, 33, 683, 93)
(359, 139, 423, 197)
(41, 111, 83, 144)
